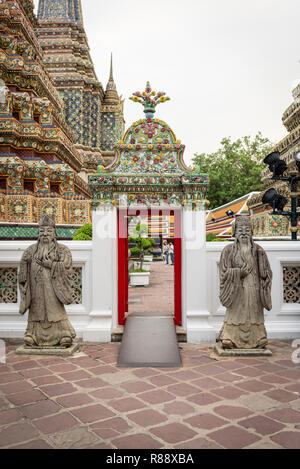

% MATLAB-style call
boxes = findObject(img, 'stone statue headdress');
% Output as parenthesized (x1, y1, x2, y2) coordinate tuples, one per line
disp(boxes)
(39, 215, 56, 227)
(232, 215, 252, 237)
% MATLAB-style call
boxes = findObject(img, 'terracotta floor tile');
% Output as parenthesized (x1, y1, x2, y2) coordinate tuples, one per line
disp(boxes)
(166, 382, 200, 397)
(265, 389, 299, 403)
(128, 409, 167, 427)
(163, 401, 195, 415)
(8, 389, 47, 406)
(208, 425, 260, 449)
(185, 413, 228, 430)
(150, 422, 196, 444)
(35, 411, 78, 434)
(239, 415, 285, 435)
(0, 408, 23, 426)
(212, 385, 248, 400)
(271, 431, 300, 449)
(55, 393, 94, 408)
(148, 375, 178, 387)
(90, 387, 125, 400)
(138, 389, 175, 405)
(109, 396, 146, 412)
(20, 400, 61, 419)
(112, 433, 161, 449)
(266, 408, 300, 424)
(235, 379, 274, 393)
(0, 422, 39, 448)
(39, 382, 76, 397)
(191, 376, 221, 390)
(189, 392, 222, 406)
(120, 380, 156, 393)
(213, 405, 253, 420)
(71, 403, 115, 423)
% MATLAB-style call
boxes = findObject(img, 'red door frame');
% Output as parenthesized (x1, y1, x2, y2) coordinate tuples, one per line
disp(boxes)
(117, 208, 182, 326)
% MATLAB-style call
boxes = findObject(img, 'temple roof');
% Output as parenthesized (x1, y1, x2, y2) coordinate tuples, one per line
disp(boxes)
(37, 0, 83, 25)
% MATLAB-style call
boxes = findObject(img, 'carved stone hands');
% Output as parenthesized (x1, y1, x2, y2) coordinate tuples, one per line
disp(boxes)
(240, 264, 252, 278)
(36, 259, 52, 269)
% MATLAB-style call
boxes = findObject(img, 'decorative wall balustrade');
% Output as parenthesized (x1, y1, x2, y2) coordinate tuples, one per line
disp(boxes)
(283, 265, 300, 304)
(0, 265, 82, 305)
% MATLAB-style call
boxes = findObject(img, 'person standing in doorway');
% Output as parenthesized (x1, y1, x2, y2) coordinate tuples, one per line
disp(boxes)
(163, 240, 168, 263)
(169, 242, 174, 265)
(162, 240, 168, 261)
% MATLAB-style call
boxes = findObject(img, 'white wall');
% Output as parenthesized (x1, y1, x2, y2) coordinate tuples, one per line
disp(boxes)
(206, 241, 300, 341)
(0, 241, 93, 339)
(0, 239, 299, 343)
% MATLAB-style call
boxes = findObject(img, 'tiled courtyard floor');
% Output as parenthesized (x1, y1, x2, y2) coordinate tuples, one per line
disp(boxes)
(0, 340, 300, 449)
(129, 261, 174, 315)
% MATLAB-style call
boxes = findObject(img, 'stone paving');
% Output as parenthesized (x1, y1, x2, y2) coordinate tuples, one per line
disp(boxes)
(129, 261, 174, 315)
(0, 339, 300, 449)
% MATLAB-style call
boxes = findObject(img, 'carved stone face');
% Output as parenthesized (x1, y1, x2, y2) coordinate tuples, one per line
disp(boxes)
(235, 224, 252, 244)
(39, 226, 56, 242)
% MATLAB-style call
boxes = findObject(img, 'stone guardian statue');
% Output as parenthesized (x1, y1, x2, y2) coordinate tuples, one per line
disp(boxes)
(18, 215, 76, 348)
(216, 216, 272, 351)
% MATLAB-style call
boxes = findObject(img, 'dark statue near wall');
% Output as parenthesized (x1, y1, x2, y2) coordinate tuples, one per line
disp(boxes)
(18, 215, 76, 348)
(217, 216, 272, 350)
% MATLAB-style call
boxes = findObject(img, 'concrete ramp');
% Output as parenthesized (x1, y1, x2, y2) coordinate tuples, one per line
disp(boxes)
(117, 314, 182, 367)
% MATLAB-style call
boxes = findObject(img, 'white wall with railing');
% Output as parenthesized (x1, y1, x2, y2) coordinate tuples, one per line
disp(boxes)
(0, 239, 299, 342)
(205, 241, 300, 341)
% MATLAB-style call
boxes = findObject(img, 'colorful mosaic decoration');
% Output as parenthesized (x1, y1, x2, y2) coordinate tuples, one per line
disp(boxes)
(0, 267, 17, 303)
(0, 0, 128, 235)
(37, 3, 124, 168)
(283, 265, 300, 303)
(89, 83, 209, 209)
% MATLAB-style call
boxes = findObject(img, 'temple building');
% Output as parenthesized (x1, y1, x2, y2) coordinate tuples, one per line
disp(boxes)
(248, 81, 300, 238)
(206, 192, 258, 238)
(0, 0, 124, 239)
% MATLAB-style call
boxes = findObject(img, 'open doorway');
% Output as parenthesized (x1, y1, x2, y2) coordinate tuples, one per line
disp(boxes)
(117, 208, 182, 326)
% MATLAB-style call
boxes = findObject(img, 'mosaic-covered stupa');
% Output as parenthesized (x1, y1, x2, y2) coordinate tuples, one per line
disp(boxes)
(0, 0, 124, 239)
(37, 0, 124, 169)
(249, 81, 300, 237)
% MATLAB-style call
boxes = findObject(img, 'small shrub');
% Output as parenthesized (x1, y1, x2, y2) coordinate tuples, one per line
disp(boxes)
(73, 223, 92, 240)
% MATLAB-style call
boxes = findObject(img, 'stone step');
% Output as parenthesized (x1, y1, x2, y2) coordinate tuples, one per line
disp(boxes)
(111, 325, 187, 343)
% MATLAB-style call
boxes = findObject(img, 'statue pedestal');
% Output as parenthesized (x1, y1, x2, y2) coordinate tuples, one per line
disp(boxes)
(214, 343, 272, 357)
(15, 342, 81, 356)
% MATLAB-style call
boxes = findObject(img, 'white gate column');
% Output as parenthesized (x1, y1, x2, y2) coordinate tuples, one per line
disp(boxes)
(83, 204, 117, 342)
(182, 203, 215, 342)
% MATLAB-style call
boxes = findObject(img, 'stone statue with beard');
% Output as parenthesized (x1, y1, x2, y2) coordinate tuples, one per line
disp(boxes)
(217, 216, 272, 350)
(18, 215, 76, 348)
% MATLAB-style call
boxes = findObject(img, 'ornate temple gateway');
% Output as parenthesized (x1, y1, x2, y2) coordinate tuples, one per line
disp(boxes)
(0, 0, 123, 239)
(89, 83, 208, 210)
(249, 82, 300, 237)
(88, 83, 209, 334)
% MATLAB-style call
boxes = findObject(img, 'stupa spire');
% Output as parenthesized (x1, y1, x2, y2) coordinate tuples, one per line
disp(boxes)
(104, 53, 119, 104)
(37, 0, 83, 25)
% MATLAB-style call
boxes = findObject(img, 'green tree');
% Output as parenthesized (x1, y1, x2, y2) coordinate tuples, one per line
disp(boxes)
(129, 223, 155, 271)
(193, 133, 273, 209)
(73, 223, 92, 240)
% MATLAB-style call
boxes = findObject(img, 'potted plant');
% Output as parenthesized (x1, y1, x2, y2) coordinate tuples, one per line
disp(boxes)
(128, 223, 155, 286)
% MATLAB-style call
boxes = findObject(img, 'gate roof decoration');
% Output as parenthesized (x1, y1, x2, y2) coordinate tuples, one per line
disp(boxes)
(89, 83, 209, 208)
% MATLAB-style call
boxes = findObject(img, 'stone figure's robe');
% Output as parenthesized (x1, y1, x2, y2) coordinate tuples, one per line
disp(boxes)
(217, 242, 272, 349)
(18, 243, 76, 346)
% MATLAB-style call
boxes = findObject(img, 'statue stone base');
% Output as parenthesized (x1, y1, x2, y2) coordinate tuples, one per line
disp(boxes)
(16, 341, 80, 357)
(214, 343, 272, 357)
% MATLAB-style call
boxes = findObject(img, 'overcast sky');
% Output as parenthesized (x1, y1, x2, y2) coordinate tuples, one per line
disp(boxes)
(33, 0, 300, 164)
